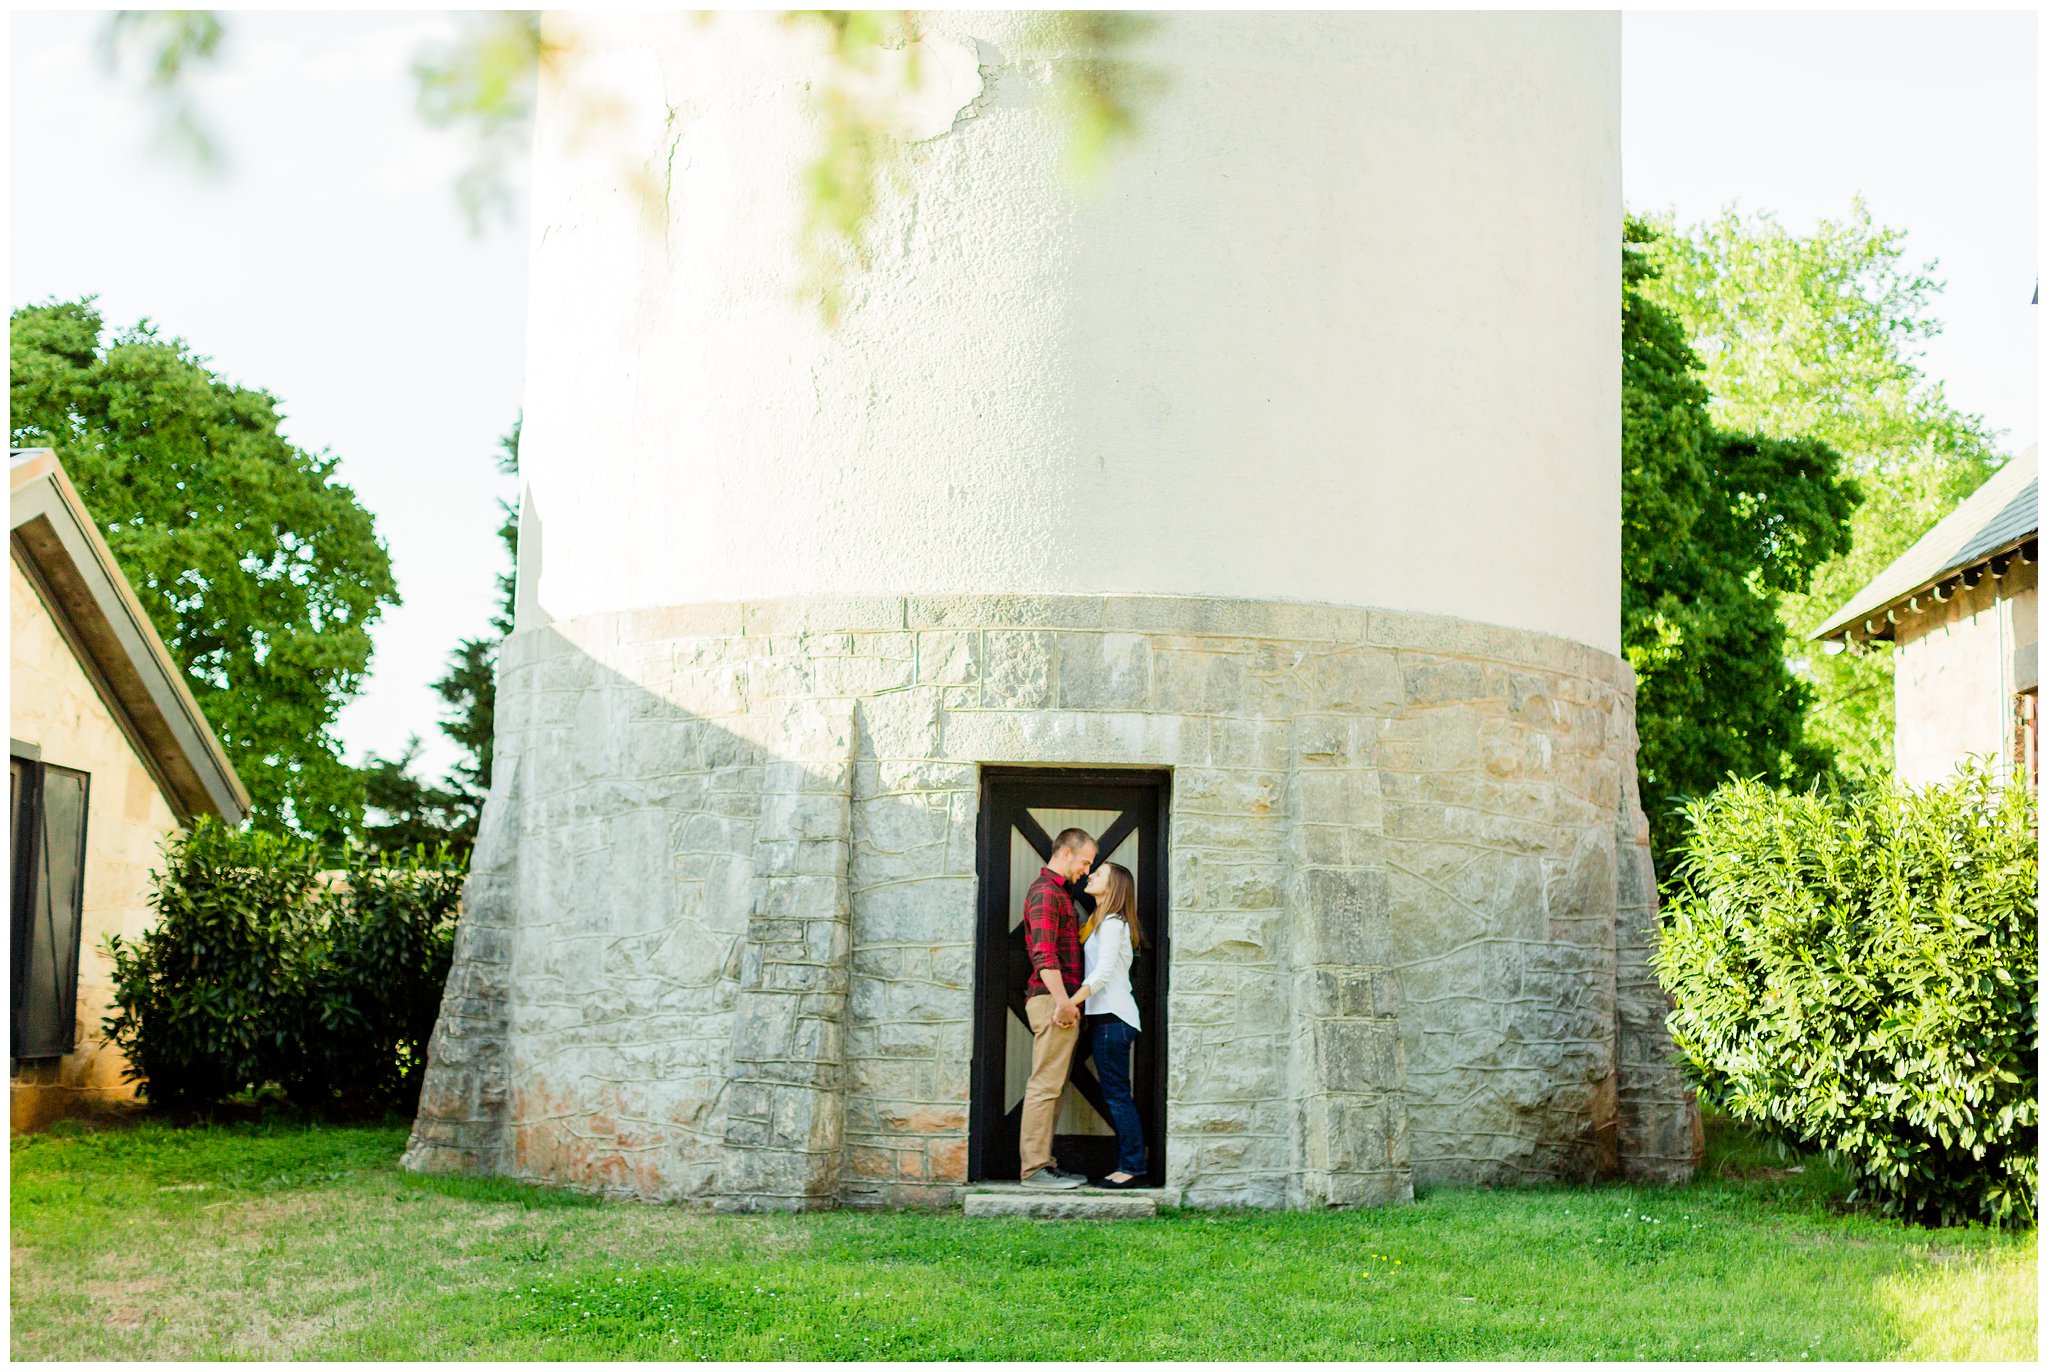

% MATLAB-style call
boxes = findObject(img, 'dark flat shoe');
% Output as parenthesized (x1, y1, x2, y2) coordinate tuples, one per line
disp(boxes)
(1088, 1174, 1147, 1190)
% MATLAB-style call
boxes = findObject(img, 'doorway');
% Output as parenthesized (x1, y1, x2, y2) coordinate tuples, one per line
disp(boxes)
(969, 767, 1170, 1184)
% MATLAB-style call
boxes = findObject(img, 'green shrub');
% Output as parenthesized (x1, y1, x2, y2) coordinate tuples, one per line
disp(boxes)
(1656, 762, 2037, 1227)
(291, 852, 463, 1113)
(102, 822, 325, 1111)
(103, 818, 463, 1116)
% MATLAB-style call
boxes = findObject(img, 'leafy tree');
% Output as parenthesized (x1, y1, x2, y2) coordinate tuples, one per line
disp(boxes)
(1635, 200, 2003, 779)
(1622, 220, 1861, 868)
(10, 297, 399, 841)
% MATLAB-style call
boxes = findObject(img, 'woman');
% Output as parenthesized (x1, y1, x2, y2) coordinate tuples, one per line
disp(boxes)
(1070, 861, 1146, 1188)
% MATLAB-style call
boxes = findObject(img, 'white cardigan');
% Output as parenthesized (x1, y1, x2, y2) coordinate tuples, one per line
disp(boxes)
(1079, 916, 1141, 1030)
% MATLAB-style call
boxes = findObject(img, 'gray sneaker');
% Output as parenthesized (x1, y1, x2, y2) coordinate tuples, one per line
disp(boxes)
(1020, 1168, 1085, 1190)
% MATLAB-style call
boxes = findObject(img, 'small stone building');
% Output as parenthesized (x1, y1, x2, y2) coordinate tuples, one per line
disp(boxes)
(11, 449, 251, 1131)
(1814, 446, 2039, 788)
(405, 10, 1701, 1209)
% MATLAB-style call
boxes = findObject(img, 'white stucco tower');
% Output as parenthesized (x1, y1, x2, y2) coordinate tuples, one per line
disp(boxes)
(406, 9, 1700, 1209)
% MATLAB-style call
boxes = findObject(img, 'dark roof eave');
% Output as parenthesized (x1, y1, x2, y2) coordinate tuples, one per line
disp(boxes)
(1810, 534, 2039, 645)
(10, 450, 252, 824)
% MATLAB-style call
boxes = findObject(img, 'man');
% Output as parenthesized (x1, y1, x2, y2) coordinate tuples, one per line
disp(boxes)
(1018, 826, 1098, 1189)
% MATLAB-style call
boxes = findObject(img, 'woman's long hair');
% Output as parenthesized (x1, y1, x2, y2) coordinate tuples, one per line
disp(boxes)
(1096, 862, 1142, 949)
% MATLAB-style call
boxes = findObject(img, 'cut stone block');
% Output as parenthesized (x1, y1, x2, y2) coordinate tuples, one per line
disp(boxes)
(963, 1184, 1177, 1220)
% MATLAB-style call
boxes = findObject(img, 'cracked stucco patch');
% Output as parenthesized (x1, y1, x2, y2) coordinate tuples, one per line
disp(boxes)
(854, 34, 986, 143)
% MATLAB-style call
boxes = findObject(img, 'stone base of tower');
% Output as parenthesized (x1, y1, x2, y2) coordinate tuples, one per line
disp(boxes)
(402, 593, 1700, 1208)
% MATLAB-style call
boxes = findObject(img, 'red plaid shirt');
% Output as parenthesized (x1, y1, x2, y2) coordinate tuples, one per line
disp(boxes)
(1022, 866, 1083, 1001)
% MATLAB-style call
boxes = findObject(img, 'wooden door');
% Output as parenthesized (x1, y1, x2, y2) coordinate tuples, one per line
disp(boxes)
(970, 768, 1170, 1183)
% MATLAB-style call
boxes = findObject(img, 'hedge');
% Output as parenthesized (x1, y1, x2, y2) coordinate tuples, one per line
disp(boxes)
(103, 817, 463, 1115)
(1656, 761, 2037, 1226)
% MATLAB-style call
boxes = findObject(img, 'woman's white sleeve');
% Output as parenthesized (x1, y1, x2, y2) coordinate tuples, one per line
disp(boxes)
(1082, 922, 1129, 996)
(1080, 941, 1107, 996)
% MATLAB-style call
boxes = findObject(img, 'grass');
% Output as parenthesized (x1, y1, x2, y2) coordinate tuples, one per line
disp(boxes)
(9, 1108, 2035, 1360)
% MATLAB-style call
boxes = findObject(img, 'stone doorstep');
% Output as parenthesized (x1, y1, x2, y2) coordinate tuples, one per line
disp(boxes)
(962, 1182, 1181, 1220)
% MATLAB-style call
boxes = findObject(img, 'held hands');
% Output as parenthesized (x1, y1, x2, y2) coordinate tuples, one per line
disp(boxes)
(1053, 997, 1080, 1029)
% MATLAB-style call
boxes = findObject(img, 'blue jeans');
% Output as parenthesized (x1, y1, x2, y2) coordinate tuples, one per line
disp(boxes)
(1085, 1016, 1147, 1177)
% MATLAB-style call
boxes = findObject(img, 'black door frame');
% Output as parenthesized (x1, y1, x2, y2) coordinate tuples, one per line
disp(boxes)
(968, 766, 1171, 1184)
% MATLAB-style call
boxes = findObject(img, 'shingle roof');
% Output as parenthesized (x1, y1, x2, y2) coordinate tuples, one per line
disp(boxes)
(1812, 444, 2038, 642)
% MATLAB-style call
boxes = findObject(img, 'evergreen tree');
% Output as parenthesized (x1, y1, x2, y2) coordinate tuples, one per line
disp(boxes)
(358, 737, 476, 857)
(434, 417, 518, 793)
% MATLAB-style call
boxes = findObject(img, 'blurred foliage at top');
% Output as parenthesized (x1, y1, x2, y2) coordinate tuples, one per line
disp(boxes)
(99, 9, 1156, 320)
(411, 11, 555, 231)
(99, 10, 225, 165)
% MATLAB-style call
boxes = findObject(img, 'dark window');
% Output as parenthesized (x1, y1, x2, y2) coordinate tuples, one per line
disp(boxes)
(11, 755, 91, 1061)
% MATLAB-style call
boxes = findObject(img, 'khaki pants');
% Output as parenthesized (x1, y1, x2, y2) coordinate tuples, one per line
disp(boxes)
(1019, 995, 1080, 1179)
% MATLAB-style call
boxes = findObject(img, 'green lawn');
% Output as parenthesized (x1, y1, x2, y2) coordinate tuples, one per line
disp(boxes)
(9, 1109, 2035, 1361)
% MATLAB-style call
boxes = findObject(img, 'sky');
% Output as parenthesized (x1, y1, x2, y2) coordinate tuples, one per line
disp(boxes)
(8, 8, 2040, 784)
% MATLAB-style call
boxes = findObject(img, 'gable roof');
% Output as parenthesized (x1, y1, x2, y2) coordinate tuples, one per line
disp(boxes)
(1812, 444, 2039, 643)
(11, 448, 251, 824)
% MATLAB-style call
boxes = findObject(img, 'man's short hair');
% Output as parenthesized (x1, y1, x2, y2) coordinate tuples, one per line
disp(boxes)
(1050, 827, 1096, 858)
